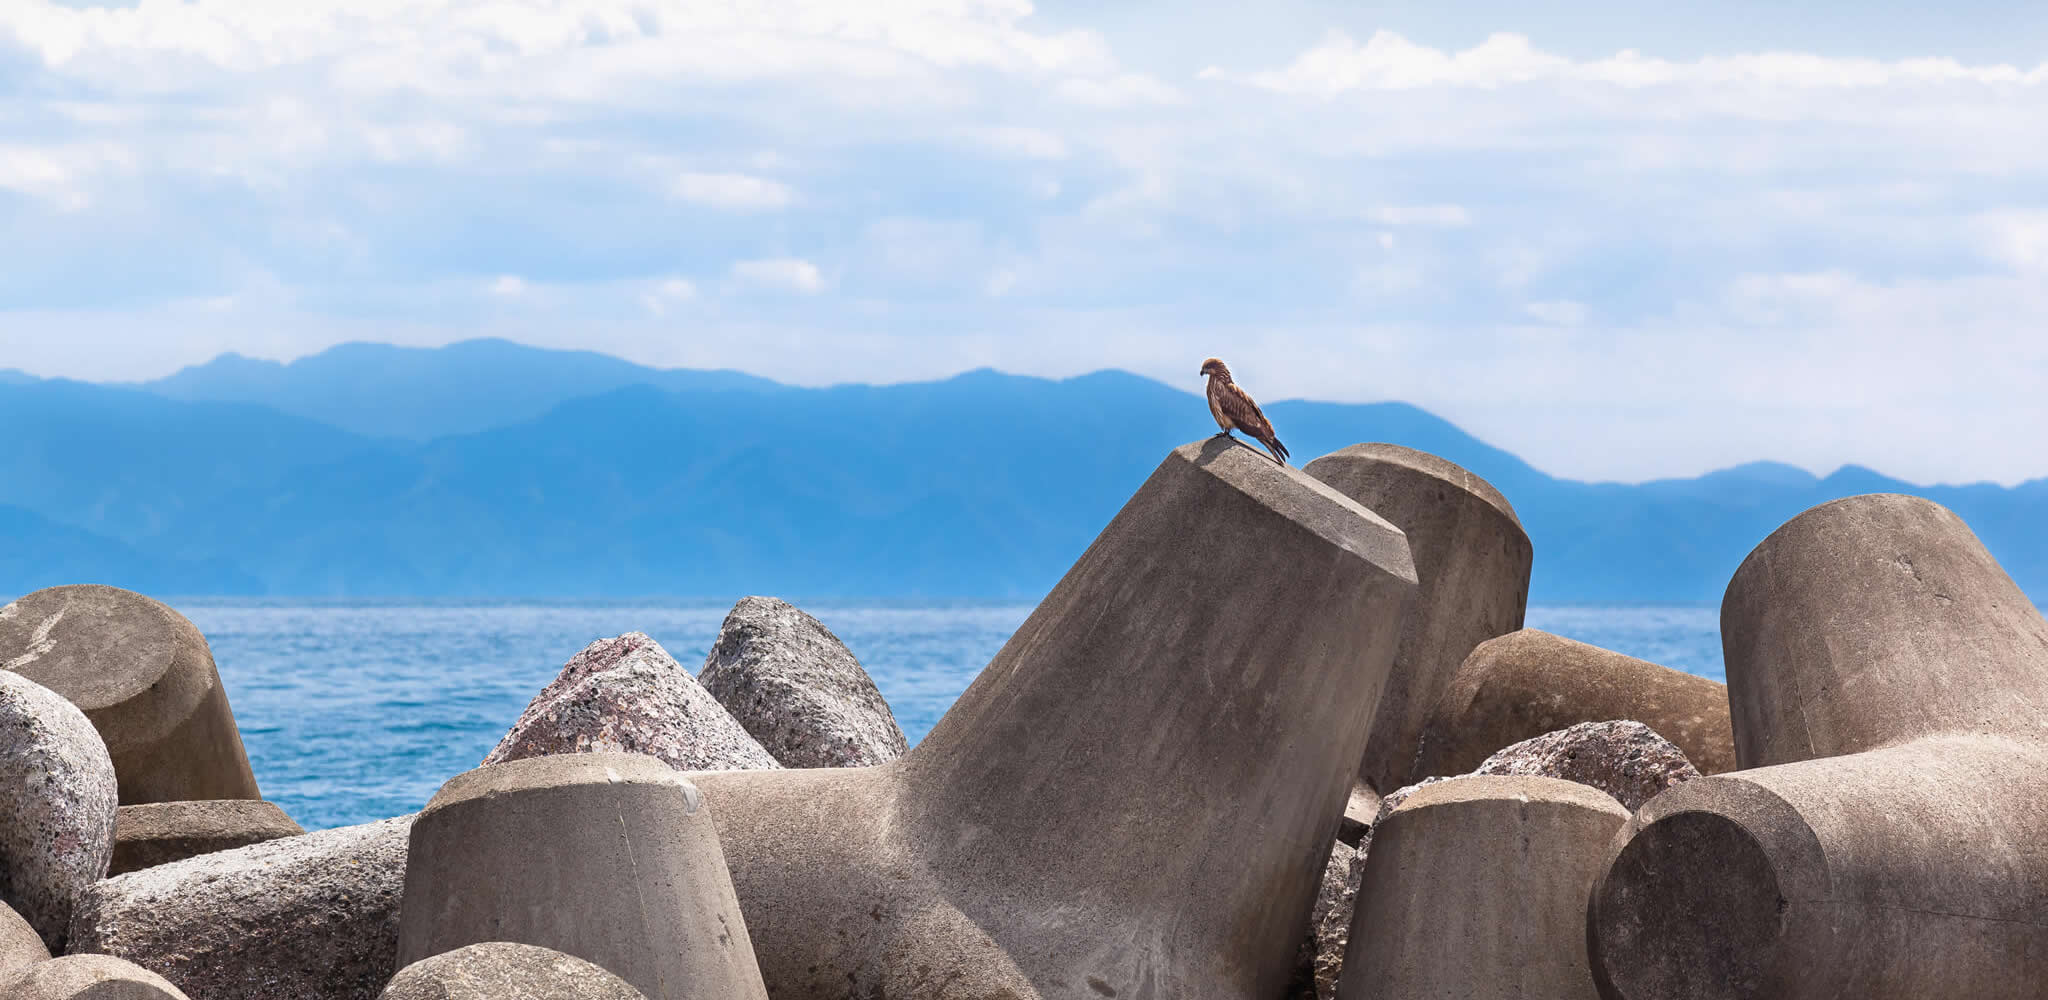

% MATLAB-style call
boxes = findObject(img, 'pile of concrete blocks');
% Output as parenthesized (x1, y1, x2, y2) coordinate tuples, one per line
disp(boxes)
(4, 436, 2041, 1000)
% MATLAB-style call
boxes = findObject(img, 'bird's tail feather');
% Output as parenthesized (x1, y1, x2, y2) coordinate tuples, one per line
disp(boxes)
(1267, 437, 1290, 466)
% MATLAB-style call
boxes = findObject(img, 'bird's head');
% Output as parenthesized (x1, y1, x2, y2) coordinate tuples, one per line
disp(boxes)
(1199, 357, 1228, 379)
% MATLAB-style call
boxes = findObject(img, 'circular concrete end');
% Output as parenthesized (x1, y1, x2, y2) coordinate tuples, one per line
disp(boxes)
(1592, 810, 1783, 1000)
(0, 585, 194, 714)
(1305, 442, 1523, 528)
(0, 585, 256, 804)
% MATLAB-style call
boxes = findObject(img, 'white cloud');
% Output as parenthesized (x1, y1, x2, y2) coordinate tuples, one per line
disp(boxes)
(1365, 204, 1471, 227)
(5, 3, 2048, 484)
(670, 172, 794, 210)
(640, 277, 697, 316)
(1523, 300, 1588, 326)
(1054, 72, 1183, 107)
(731, 258, 825, 295)
(966, 126, 1069, 161)
(1203, 30, 2048, 97)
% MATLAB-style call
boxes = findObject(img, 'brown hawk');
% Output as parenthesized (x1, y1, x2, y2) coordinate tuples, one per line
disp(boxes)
(1199, 357, 1290, 465)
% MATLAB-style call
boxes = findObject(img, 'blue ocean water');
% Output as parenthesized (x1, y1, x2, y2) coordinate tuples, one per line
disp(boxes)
(177, 600, 1725, 830)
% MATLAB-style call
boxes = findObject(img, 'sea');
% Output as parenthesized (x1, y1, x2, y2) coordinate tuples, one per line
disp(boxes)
(177, 599, 1728, 830)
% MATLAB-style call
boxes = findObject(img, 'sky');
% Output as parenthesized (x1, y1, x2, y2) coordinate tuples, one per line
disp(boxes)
(2, 2, 2046, 485)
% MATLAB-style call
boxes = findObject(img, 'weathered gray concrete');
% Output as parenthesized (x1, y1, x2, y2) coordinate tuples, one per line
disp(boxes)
(110, 799, 304, 875)
(0, 899, 50, 982)
(1416, 629, 1737, 777)
(399, 753, 767, 1000)
(1340, 775, 1628, 1000)
(5, 954, 190, 999)
(380, 943, 649, 1000)
(1335, 779, 1379, 847)
(687, 439, 1416, 999)
(72, 814, 411, 1000)
(0, 586, 259, 803)
(1305, 443, 1531, 794)
(0, 670, 117, 952)
(699, 596, 908, 768)
(1589, 494, 2048, 1000)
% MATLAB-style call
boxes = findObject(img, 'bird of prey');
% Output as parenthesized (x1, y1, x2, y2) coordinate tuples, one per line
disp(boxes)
(1199, 357, 1290, 465)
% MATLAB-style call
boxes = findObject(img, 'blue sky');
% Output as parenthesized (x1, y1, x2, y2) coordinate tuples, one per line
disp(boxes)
(2, 2, 2046, 485)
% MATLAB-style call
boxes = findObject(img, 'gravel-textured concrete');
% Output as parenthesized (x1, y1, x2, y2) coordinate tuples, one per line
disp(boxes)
(0, 670, 117, 951)
(1475, 720, 1700, 811)
(0, 585, 259, 804)
(1341, 775, 1628, 1000)
(485, 632, 780, 773)
(109, 799, 303, 875)
(400, 754, 767, 1000)
(699, 596, 908, 768)
(1589, 494, 2048, 999)
(380, 943, 648, 1000)
(692, 439, 1418, 999)
(1416, 628, 1736, 777)
(71, 815, 411, 1000)
(1306, 443, 1531, 794)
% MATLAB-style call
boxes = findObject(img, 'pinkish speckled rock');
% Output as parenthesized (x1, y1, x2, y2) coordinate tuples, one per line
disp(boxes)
(699, 597, 908, 768)
(0, 670, 117, 952)
(1474, 720, 1699, 811)
(485, 632, 780, 773)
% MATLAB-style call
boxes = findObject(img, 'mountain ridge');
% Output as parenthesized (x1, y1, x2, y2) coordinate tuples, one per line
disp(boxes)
(3, 339, 2041, 601)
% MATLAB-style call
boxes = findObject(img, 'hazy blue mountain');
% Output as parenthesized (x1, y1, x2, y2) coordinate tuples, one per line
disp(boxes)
(0, 504, 261, 594)
(3, 345, 2042, 602)
(134, 338, 785, 440)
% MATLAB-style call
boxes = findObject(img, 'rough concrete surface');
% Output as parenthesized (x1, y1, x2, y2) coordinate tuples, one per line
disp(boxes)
(1296, 839, 1357, 1000)
(0, 899, 51, 982)
(380, 942, 649, 1000)
(484, 632, 780, 773)
(1306, 443, 1531, 794)
(1416, 628, 1737, 777)
(1590, 494, 2048, 999)
(400, 753, 768, 1000)
(71, 815, 411, 1000)
(1334, 779, 1379, 847)
(0, 670, 117, 952)
(691, 439, 1418, 999)
(1475, 720, 1700, 811)
(1341, 775, 1628, 1000)
(0, 585, 260, 804)
(699, 596, 908, 768)
(110, 799, 304, 875)
(5, 954, 190, 999)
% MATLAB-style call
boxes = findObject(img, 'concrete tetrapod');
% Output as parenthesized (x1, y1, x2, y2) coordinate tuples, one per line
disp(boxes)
(381, 943, 649, 1000)
(1588, 494, 2048, 1000)
(1338, 775, 1628, 1000)
(1304, 443, 1531, 794)
(6, 954, 191, 999)
(398, 752, 768, 1000)
(110, 800, 304, 875)
(690, 439, 1419, 1000)
(0, 586, 259, 803)
(1415, 629, 1737, 777)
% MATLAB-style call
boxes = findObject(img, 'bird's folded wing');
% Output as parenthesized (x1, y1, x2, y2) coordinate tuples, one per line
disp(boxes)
(1219, 383, 1276, 440)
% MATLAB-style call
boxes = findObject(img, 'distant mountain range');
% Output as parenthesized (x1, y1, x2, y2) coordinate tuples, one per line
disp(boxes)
(4, 339, 2042, 601)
